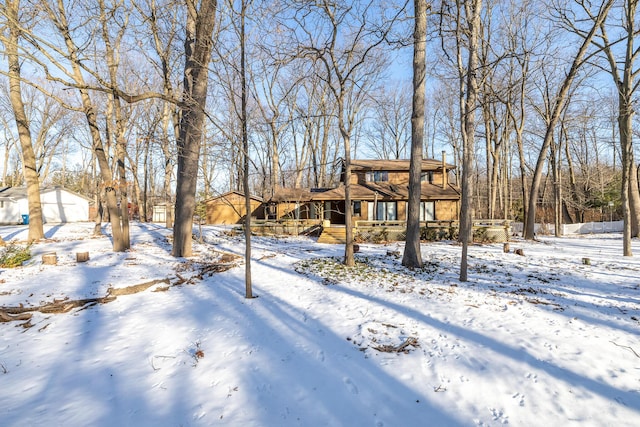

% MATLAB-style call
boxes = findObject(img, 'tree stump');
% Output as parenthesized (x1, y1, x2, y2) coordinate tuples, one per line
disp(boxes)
(42, 253, 57, 265)
(353, 244, 360, 253)
(76, 252, 90, 263)
(503, 242, 510, 253)
(514, 248, 524, 256)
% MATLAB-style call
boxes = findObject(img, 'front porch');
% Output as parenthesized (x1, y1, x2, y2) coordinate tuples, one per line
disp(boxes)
(315, 219, 511, 244)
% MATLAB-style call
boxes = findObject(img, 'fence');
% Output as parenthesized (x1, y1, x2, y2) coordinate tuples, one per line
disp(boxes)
(511, 220, 624, 236)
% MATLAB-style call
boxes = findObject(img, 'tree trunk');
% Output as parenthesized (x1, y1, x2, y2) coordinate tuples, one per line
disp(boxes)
(172, 0, 218, 257)
(342, 127, 355, 267)
(459, 0, 481, 282)
(3, 0, 45, 242)
(239, 0, 253, 298)
(628, 150, 640, 237)
(620, 111, 633, 255)
(402, 0, 427, 269)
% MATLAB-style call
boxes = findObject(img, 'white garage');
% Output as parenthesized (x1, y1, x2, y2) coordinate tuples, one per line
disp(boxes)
(0, 186, 91, 224)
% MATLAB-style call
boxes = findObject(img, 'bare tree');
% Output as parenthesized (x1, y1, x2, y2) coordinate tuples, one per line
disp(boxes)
(524, 0, 613, 240)
(402, 0, 427, 269)
(238, 0, 253, 298)
(291, 0, 402, 266)
(587, 0, 640, 255)
(367, 84, 411, 160)
(137, 0, 183, 229)
(458, 0, 482, 282)
(0, 0, 45, 241)
(172, 0, 218, 257)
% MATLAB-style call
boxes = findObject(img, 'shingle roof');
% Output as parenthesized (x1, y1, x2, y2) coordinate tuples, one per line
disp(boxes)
(349, 159, 456, 171)
(308, 182, 460, 201)
(204, 191, 263, 203)
(270, 187, 313, 202)
(0, 186, 94, 202)
(0, 187, 26, 199)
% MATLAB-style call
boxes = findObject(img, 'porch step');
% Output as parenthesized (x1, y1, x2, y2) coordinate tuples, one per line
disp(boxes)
(317, 227, 347, 244)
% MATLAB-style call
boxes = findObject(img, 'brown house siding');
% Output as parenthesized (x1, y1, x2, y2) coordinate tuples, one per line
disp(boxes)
(205, 192, 263, 224)
(435, 200, 458, 221)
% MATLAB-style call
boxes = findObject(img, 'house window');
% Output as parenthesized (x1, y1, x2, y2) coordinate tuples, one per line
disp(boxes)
(352, 201, 362, 216)
(376, 201, 397, 221)
(420, 201, 435, 221)
(366, 171, 389, 182)
(421, 171, 434, 183)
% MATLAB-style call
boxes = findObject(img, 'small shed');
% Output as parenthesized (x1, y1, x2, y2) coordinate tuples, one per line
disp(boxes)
(204, 191, 264, 225)
(152, 204, 175, 223)
(0, 186, 91, 224)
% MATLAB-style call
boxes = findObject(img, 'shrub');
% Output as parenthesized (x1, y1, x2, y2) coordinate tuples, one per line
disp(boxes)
(420, 227, 438, 241)
(473, 227, 499, 243)
(421, 226, 457, 241)
(0, 243, 32, 268)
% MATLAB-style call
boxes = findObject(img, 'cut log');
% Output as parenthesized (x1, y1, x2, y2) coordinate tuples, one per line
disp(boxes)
(0, 310, 32, 323)
(514, 248, 524, 256)
(42, 253, 57, 265)
(76, 252, 90, 263)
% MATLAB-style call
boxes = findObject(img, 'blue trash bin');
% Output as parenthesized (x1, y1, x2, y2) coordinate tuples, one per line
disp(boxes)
(21, 214, 29, 225)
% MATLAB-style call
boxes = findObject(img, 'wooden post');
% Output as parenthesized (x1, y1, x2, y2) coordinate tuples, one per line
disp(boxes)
(503, 242, 510, 253)
(42, 253, 57, 265)
(76, 252, 90, 263)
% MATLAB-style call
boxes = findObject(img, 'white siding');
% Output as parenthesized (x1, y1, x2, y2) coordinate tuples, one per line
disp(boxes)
(40, 189, 89, 222)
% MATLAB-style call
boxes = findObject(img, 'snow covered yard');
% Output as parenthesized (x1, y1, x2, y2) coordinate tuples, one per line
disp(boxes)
(0, 222, 639, 426)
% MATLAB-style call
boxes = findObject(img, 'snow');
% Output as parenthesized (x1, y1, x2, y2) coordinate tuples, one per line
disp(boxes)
(1, 222, 639, 426)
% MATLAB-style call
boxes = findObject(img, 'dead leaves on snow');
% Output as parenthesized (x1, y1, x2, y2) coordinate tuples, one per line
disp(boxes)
(349, 321, 420, 354)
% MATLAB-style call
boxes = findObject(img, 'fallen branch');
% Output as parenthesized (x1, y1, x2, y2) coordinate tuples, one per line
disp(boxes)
(610, 341, 640, 358)
(374, 337, 419, 353)
(0, 310, 32, 323)
(107, 278, 170, 296)
(0, 255, 239, 323)
(0, 278, 169, 320)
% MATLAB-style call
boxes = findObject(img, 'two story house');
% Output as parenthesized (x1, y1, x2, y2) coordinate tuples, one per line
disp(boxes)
(268, 156, 460, 225)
